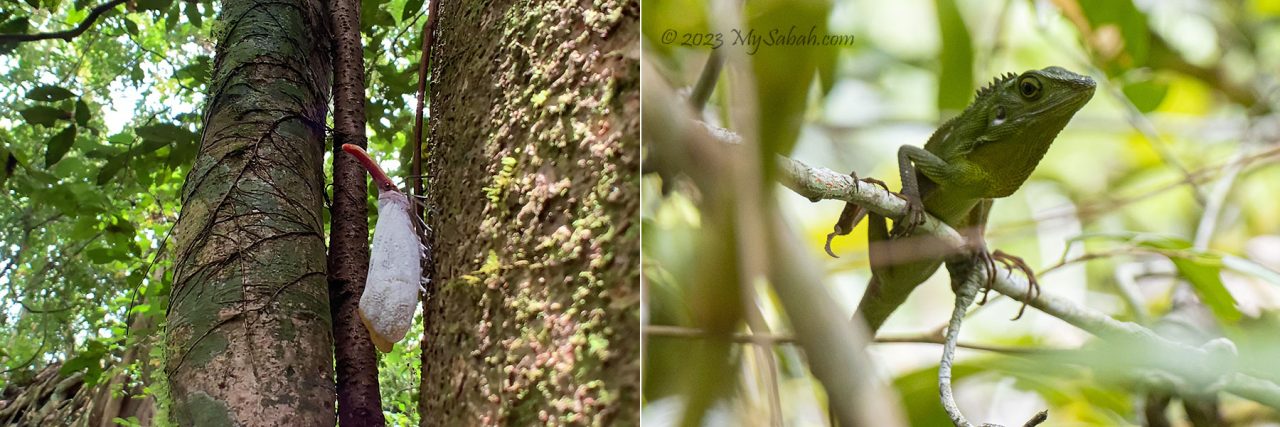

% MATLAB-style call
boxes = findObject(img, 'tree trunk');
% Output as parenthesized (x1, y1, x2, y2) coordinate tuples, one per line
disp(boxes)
(419, 1, 640, 425)
(164, 0, 336, 424)
(326, 0, 385, 422)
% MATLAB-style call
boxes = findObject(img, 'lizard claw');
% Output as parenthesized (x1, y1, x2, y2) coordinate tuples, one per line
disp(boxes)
(970, 248, 999, 305)
(824, 229, 843, 258)
(824, 171, 883, 258)
(891, 195, 926, 238)
(990, 250, 1039, 320)
(859, 176, 890, 192)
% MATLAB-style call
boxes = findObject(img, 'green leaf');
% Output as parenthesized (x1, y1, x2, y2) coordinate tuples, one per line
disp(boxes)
(0, 151, 13, 187)
(136, 123, 197, 144)
(45, 125, 77, 166)
(746, 0, 832, 157)
(107, 132, 132, 145)
(86, 247, 114, 264)
(71, 215, 99, 240)
(59, 340, 108, 377)
(1135, 236, 1241, 322)
(19, 106, 70, 127)
(1122, 79, 1168, 113)
(933, 0, 974, 113)
(174, 56, 211, 86)
(130, 64, 145, 84)
(25, 85, 77, 102)
(165, 2, 180, 30)
(44, 185, 81, 214)
(816, 45, 839, 97)
(129, 303, 152, 315)
(362, 0, 395, 30)
(0, 141, 11, 177)
(97, 154, 127, 185)
(184, 2, 202, 28)
(123, 18, 138, 36)
(0, 16, 29, 33)
(124, 271, 143, 289)
(106, 217, 137, 236)
(167, 139, 197, 168)
(75, 98, 91, 126)
(134, 139, 170, 155)
(136, 0, 171, 12)
(894, 363, 983, 426)
(0, 17, 29, 54)
(401, 0, 424, 21)
(1077, 0, 1150, 68)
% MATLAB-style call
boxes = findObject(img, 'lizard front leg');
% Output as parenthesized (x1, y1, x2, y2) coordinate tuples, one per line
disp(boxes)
(894, 145, 951, 237)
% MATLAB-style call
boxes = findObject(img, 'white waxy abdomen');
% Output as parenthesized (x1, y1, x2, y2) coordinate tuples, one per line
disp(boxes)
(357, 191, 422, 352)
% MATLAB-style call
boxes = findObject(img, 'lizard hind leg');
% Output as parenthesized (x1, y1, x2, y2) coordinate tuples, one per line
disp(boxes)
(991, 249, 1039, 320)
(971, 248, 999, 306)
(823, 171, 891, 258)
(825, 202, 865, 258)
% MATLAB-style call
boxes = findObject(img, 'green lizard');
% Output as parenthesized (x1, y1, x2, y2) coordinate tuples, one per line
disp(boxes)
(825, 66, 1096, 335)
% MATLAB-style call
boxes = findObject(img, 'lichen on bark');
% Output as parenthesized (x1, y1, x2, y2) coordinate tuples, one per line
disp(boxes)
(420, 1, 640, 425)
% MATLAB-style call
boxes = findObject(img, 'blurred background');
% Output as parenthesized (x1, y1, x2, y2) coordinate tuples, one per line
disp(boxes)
(641, 0, 1280, 425)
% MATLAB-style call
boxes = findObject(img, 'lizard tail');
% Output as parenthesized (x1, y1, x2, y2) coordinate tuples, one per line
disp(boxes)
(939, 267, 1049, 427)
(939, 275, 978, 427)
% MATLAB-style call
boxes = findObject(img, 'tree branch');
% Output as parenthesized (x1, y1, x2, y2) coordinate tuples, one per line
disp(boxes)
(0, 0, 126, 44)
(643, 324, 1049, 354)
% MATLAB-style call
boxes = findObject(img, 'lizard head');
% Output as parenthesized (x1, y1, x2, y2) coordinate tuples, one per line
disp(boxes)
(974, 66, 1095, 143)
(952, 67, 1095, 197)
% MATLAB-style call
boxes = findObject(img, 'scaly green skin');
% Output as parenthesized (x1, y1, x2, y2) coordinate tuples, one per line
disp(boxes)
(830, 66, 1095, 334)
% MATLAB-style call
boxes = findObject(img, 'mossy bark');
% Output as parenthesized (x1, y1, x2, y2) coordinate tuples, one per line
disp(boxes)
(420, 1, 639, 425)
(164, 0, 336, 425)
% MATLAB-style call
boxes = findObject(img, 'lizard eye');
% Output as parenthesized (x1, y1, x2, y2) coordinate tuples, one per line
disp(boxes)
(1018, 76, 1042, 99)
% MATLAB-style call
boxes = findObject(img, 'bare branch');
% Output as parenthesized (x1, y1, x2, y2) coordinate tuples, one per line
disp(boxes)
(643, 324, 1050, 354)
(0, 0, 126, 44)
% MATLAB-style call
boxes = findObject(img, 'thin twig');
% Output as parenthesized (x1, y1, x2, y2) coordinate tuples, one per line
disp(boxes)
(688, 51, 723, 111)
(0, 0, 127, 43)
(643, 324, 1046, 354)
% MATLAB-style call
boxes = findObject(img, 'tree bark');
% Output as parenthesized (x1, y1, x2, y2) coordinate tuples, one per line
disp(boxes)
(420, 1, 640, 425)
(326, 0, 385, 423)
(164, 0, 336, 424)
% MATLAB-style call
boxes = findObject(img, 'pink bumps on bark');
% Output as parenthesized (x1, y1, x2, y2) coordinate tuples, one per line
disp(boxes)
(342, 144, 423, 352)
